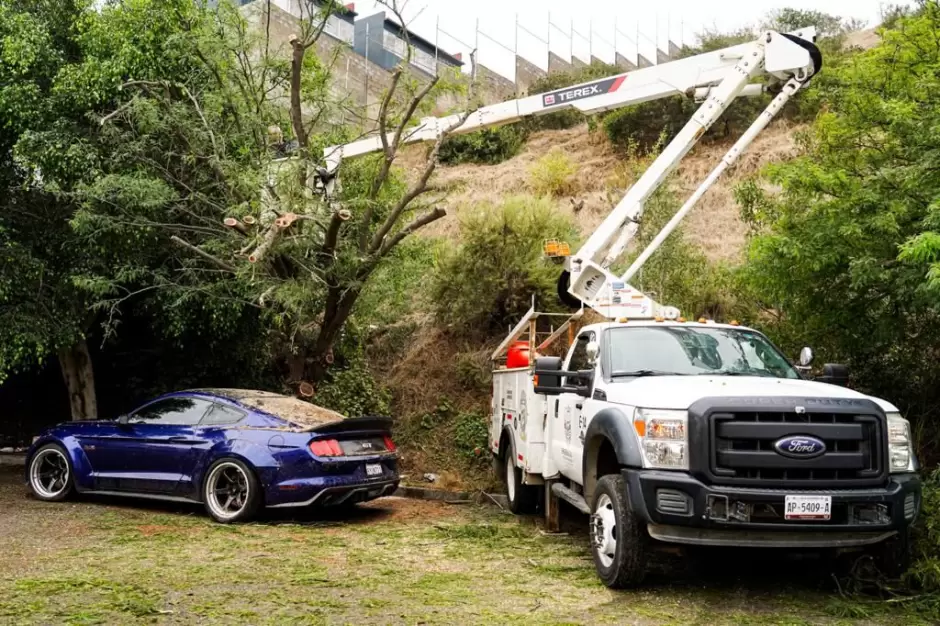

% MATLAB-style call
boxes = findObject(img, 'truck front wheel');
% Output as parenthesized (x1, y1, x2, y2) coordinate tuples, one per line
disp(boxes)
(590, 474, 649, 588)
(504, 450, 537, 514)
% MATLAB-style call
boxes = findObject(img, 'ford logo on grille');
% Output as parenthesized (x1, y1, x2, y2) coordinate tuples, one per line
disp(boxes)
(774, 436, 826, 459)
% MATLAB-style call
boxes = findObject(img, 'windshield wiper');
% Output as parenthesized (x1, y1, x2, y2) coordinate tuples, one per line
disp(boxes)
(611, 370, 688, 378)
(697, 370, 765, 377)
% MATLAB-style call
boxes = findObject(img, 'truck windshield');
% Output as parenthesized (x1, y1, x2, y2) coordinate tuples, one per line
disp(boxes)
(605, 326, 800, 379)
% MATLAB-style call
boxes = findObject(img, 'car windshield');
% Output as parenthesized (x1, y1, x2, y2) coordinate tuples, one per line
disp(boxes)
(605, 326, 800, 379)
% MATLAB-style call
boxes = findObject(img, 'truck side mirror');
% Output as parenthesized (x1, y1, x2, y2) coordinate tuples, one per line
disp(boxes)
(798, 346, 814, 367)
(533, 357, 564, 395)
(816, 363, 849, 387)
(586, 341, 600, 365)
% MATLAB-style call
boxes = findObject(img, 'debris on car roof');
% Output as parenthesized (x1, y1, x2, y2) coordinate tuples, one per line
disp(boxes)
(197, 388, 345, 428)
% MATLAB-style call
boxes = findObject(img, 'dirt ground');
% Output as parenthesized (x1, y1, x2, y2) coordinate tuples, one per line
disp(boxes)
(0, 466, 927, 625)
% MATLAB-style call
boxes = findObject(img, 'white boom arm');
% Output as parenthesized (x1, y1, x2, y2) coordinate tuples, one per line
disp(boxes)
(323, 28, 821, 319)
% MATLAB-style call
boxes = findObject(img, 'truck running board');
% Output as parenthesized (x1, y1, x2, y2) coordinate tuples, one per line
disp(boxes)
(551, 483, 591, 514)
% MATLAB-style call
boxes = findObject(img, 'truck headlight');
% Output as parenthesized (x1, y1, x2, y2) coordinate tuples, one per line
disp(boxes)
(633, 408, 688, 470)
(886, 412, 915, 473)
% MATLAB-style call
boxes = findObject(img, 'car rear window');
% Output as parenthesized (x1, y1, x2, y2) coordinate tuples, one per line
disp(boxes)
(196, 389, 345, 428)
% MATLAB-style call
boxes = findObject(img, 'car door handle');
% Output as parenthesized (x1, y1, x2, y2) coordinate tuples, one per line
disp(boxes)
(575, 403, 583, 410)
(168, 436, 197, 443)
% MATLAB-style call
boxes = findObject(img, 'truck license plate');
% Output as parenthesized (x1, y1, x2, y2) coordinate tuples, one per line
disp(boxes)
(365, 463, 383, 477)
(785, 495, 831, 520)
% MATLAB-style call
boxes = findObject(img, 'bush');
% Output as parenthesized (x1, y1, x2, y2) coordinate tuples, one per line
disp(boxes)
(314, 359, 391, 418)
(432, 195, 578, 334)
(909, 469, 940, 597)
(438, 125, 529, 165)
(528, 148, 578, 197)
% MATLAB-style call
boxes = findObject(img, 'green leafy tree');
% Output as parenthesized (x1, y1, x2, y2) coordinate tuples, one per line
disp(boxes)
(737, 5, 940, 459)
(56, 0, 479, 397)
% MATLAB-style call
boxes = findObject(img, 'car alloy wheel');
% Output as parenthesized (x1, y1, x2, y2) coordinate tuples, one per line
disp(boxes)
(205, 461, 251, 521)
(29, 447, 71, 499)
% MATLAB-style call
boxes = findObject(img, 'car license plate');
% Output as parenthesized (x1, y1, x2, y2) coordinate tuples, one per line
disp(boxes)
(365, 463, 383, 477)
(785, 495, 831, 520)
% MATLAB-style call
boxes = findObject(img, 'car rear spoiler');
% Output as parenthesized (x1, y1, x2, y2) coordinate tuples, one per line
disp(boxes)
(305, 415, 393, 435)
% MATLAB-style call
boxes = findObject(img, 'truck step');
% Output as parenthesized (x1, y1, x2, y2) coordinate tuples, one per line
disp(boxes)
(551, 483, 591, 514)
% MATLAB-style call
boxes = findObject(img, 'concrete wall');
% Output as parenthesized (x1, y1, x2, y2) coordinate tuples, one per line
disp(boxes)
(547, 52, 573, 75)
(615, 53, 637, 71)
(474, 63, 516, 102)
(514, 56, 547, 95)
(637, 54, 653, 69)
(572, 56, 588, 70)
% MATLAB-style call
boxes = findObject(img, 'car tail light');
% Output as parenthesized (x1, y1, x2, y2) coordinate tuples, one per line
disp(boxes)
(309, 439, 343, 457)
(383, 435, 397, 452)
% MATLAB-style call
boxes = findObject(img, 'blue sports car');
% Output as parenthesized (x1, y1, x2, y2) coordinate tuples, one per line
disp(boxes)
(25, 389, 400, 522)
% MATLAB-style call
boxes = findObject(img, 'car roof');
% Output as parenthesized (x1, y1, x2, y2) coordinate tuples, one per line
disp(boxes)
(187, 388, 346, 429)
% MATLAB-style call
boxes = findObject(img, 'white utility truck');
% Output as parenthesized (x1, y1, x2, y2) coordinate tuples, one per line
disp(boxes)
(324, 27, 921, 588)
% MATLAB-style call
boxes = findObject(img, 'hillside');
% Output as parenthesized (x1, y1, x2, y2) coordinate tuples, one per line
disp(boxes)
(404, 120, 804, 263)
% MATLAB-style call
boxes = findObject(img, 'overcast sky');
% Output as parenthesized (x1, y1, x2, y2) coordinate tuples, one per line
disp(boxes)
(351, 0, 909, 77)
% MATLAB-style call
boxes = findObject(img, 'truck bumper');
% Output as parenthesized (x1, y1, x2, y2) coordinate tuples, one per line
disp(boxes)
(622, 469, 921, 548)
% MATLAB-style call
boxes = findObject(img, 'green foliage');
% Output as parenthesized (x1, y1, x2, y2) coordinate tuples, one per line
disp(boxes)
(737, 6, 940, 452)
(438, 125, 529, 165)
(432, 195, 578, 335)
(527, 148, 577, 197)
(909, 469, 940, 601)
(314, 359, 391, 418)
(404, 400, 489, 465)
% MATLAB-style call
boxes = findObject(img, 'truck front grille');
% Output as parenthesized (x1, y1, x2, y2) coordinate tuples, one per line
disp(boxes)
(708, 411, 885, 488)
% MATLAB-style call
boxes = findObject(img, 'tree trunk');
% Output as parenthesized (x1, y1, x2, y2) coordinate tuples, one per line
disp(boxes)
(58, 339, 98, 421)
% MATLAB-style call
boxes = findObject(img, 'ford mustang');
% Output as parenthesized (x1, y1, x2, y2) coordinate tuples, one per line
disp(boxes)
(25, 389, 400, 522)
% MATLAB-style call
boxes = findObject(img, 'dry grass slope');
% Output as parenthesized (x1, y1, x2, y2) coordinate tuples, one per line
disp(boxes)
(403, 120, 805, 263)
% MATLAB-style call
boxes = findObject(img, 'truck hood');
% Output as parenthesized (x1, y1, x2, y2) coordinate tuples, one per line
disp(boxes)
(601, 376, 898, 413)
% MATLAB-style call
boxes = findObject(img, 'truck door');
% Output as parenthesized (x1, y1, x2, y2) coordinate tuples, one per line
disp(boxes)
(552, 331, 595, 481)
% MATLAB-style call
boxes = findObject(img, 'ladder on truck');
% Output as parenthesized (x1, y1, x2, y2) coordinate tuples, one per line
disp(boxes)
(322, 27, 822, 321)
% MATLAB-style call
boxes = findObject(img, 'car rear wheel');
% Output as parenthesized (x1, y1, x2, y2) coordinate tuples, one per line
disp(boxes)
(28, 444, 75, 502)
(203, 458, 262, 523)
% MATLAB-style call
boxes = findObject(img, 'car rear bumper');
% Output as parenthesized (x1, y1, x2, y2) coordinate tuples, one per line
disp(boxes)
(622, 468, 921, 548)
(267, 478, 400, 508)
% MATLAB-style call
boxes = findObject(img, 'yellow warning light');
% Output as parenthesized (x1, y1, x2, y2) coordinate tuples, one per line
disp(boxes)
(542, 239, 571, 257)
(617, 317, 629, 323)
(678, 317, 686, 323)
(698, 317, 707, 324)
(730, 320, 740, 326)
(654, 316, 664, 323)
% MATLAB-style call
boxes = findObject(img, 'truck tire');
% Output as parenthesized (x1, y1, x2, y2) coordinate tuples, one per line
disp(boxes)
(590, 474, 649, 588)
(504, 449, 537, 514)
(871, 528, 912, 578)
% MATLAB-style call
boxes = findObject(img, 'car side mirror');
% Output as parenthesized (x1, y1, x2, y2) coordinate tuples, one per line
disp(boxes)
(117, 414, 130, 426)
(798, 346, 814, 367)
(816, 363, 849, 387)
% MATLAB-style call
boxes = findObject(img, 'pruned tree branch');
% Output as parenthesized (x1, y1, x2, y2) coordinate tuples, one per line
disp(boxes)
(248, 225, 282, 264)
(170, 235, 237, 273)
(322, 209, 352, 260)
(379, 207, 447, 257)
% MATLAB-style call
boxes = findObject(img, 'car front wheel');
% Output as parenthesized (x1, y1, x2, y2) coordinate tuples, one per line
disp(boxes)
(27, 444, 75, 502)
(203, 458, 262, 523)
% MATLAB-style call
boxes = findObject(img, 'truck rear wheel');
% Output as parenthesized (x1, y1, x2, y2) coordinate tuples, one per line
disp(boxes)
(590, 474, 649, 588)
(504, 450, 537, 514)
